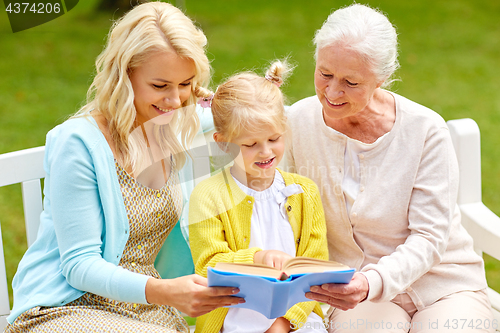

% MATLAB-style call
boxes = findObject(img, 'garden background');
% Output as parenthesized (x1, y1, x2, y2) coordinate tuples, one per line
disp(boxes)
(1, 0, 499, 309)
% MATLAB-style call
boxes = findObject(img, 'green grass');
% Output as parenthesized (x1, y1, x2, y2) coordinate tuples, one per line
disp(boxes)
(1, 0, 499, 310)
(184, 316, 197, 327)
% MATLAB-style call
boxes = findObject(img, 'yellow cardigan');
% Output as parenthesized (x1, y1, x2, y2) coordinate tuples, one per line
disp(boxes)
(189, 167, 328, 333)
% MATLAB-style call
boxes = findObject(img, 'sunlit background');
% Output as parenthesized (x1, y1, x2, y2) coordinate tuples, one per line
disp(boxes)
(1, 0, 499, 310)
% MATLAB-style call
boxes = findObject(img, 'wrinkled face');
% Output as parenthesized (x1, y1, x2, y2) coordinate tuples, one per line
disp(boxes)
(129, 51, 196, 126)
(218, 124, 286, 190)
(314, 44, 383, 123)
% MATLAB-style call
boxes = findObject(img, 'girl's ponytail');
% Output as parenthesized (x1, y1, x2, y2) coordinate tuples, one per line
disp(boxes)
(264, 60, 293, 88)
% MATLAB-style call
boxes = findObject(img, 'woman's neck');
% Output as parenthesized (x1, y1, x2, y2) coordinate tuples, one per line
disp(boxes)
(91, 111, 171, 188)
(326, 89, 396, 144)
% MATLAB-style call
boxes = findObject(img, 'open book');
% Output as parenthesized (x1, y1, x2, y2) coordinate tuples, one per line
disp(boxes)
(207, 257, 355, 319)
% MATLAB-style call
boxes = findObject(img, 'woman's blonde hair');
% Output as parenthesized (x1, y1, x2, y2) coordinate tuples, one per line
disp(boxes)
(210, 60, 292, 142)
(73, 1, 210, 172)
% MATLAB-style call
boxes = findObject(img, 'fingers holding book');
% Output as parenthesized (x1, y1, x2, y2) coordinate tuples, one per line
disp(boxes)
(145, 274, 245, 318)
(305, 272, 369, 311)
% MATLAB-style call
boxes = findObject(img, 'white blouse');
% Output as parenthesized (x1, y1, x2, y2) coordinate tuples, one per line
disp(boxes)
(338, 132, 389, 216)
(222, 170, 325, 333)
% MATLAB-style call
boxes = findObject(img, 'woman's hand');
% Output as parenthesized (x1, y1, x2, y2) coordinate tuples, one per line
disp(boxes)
(145, 274, 244, 318)
(265, 317, 291, 333)
(305, 272, 369, 311)
(254, 250, 293, 270)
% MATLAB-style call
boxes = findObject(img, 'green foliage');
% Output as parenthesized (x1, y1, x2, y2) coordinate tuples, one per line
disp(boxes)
(485, 255, 500, 293)
(1, 0, 499, 307)
(184, 315, 197, 327)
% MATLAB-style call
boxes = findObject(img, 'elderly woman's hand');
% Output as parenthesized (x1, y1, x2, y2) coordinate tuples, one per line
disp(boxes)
(145, 274, 244, 318)
(305, 272, 369, 311)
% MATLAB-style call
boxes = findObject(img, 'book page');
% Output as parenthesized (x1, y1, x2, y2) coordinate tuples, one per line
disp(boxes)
(214, 262, 283, 280)
(283, 257, 350, 276)
(213, 258, 351, 280)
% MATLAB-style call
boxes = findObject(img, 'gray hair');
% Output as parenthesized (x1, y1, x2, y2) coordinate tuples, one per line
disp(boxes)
(314, 3, 399, 87)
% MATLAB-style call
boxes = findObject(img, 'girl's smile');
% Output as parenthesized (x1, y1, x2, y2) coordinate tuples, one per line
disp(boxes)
(215, 124, 285, 191)
(254, 157, 276, 169)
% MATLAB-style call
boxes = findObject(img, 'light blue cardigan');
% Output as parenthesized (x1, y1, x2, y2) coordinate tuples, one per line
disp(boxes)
(8, 109, 213, 323)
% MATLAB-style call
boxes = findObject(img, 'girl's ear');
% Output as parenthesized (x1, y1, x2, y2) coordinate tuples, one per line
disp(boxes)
(213, 132, 222, 142)
(213, 132, 230, 153)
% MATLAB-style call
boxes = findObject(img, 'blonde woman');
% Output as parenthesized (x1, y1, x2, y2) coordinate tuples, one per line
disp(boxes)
(6, 2, 241, 332)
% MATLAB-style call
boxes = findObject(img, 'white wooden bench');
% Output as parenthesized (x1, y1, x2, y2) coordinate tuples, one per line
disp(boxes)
(0, 146, 45, 330)
(1, 118, 499, 331)
(448, 119, 500, 327)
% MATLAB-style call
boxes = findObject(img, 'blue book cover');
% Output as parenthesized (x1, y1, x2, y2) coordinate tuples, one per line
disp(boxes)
(207, 259, 355, 319)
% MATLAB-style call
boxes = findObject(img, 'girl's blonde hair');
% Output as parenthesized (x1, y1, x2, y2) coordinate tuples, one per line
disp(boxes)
(73, 1, 210, 172)
(209, 60, 292, 142)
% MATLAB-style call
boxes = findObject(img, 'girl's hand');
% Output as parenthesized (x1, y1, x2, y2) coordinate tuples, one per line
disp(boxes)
(145, 274, 244, 318)
(253, 250, 293, 270)
(265, 317, 291, 333)
(305, 272, 369, 311)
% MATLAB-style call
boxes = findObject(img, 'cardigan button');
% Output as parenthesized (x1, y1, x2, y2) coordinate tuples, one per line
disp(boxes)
(359, 154, 365, 159)
(287, 205, 292, 212)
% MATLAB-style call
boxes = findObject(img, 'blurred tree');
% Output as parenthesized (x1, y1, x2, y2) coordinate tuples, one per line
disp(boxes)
(96, 0, 185, 13)
(96, 0, 148, 13)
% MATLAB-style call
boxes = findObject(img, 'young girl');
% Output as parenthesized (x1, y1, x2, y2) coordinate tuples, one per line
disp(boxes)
(189, 61, 329, 333)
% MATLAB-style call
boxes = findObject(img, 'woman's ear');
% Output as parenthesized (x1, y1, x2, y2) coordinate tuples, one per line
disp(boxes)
(376, 76, 389, 89)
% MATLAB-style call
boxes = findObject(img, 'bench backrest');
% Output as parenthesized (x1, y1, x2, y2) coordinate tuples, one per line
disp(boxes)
(0, 146, 45, 330)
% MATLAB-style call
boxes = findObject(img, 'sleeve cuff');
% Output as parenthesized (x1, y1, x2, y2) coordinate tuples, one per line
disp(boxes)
(359, 270, 383, 302)
(233, 247, 262, 263)
(284, 302, 313, 329)
(116, 270, 151, 304)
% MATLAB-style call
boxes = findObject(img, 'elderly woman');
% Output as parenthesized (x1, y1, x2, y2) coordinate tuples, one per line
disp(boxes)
(286, 4, 494, 333)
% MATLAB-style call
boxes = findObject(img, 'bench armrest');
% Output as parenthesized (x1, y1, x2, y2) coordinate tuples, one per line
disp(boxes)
(460, 202, 500, 260)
